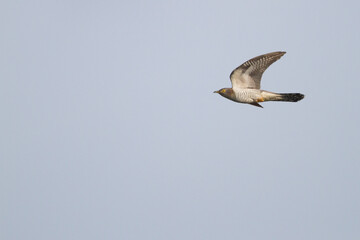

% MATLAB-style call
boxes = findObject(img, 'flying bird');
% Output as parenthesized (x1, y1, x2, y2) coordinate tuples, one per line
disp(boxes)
(214, 51, 304, 108)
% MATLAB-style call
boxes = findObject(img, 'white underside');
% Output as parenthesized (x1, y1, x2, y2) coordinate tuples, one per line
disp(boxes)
(233, 88, 262, 103)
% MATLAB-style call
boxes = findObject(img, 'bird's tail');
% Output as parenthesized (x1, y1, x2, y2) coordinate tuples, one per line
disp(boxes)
(261, 91, 304, 102)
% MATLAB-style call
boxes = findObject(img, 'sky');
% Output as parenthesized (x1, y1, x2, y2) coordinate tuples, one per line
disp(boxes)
(1, 0, 360, 239)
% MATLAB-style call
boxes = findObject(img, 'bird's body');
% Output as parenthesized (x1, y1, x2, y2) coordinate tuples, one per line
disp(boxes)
(214, 51, 304, 108)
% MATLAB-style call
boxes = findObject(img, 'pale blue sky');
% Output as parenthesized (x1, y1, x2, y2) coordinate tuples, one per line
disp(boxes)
(1, 0, 360, 239)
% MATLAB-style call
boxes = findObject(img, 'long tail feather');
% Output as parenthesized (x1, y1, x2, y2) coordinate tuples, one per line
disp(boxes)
(276, 93, 304, 102)
(261, 91, 305, 102)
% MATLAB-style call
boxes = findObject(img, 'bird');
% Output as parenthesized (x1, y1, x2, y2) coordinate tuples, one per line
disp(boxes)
(214, 51, 304, 108)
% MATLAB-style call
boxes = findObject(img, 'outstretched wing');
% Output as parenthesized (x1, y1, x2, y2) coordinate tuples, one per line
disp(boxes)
(229, 51, 286, 89)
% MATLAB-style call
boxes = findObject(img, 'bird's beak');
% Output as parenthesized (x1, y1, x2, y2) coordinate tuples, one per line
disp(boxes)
(213, 90, 219, 93)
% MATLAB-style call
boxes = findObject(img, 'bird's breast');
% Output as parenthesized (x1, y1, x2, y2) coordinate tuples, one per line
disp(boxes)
(233, 89, 261, 103)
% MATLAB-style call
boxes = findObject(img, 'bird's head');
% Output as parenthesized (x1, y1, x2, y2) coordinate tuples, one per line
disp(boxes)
(214, 88, 232, 96)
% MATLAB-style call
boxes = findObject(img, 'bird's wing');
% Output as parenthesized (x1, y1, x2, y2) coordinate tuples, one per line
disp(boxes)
(229, 51, 286, 89)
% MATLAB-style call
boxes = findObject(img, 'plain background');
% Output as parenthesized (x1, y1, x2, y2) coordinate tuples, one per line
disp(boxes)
(1, 0, 360, 239)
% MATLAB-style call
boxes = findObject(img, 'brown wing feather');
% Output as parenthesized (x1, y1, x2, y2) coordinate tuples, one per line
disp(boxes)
(230, 51, 286, 89)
